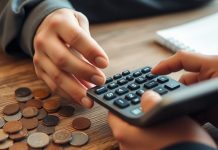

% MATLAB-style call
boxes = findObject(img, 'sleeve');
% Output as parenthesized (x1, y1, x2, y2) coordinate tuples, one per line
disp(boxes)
(71, 0, 212, 23)
(0, 0, 73, 57)
(163, 142, 217, 150)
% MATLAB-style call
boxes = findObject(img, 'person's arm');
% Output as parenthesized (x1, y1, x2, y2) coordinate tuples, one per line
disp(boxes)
(0, 0, 73, 56)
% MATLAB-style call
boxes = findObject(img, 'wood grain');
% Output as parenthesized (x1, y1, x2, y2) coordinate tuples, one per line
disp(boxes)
(0, 1, 218, 149)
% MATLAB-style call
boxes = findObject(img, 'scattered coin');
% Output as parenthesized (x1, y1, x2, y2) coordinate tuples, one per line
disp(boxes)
(3, 121, 23, 134)
(15, 87, 32, 97)
(43, 99, 61, 113)
(70, 131, 89, 146)
(72, 117, 91, 130)
(3, 111, 22, 122)
(0, 139, 13, 149)
(18, 102, 26, 110)
(27, 132, 50, 148)
(45, 142, 63, 150)
(37, 124, 55, 135)
(58, 105, 75, 117)
(9, 128, 28, 141)
(9, 142, 28, 150)
(22, 107, 38, 118)
(36, 108, 47, 120)
(43, 115, 60, 126)
(20, 117, 38, 130)
(0, 117, 5, 128)
(53, 129, 72, 144)
(33, 89, 51, 100)
(3, 103, 20, 115)
(25, 99, 42, 109)
(0, 129, 9, 142)
(16, 94, 33, 102)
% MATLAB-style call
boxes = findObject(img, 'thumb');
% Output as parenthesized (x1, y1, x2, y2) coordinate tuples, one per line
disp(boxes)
(141, 90, 162, 113)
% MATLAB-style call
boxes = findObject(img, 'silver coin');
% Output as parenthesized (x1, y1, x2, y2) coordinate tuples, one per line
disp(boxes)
(0, 117, 5, 128)
(0, 139, 13, 149)
(3, 111, 22, 122)
(0, 129, 9, 142)
(27, 132, 50, 148)
(70, 131, 89, 146)
(16, 94, 33, 102)
(53, 129, 72, 144)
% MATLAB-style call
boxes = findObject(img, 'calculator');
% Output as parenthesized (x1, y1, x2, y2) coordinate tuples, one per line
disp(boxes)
(87, 66, 218, 127)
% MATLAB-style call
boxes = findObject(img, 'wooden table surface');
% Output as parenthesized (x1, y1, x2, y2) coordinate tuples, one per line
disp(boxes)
(0, 1, 218, 149)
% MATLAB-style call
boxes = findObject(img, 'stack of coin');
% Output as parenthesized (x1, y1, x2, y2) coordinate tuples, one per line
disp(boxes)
(15, 87, 33, 102)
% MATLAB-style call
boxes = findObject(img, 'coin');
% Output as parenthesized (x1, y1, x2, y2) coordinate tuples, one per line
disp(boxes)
(53, 129, 72, 144)
(45, 142, 63, 150)
(9, 128, 28, 141)
(0, 117, 5, 128)
(3, 103, 20, 115)
(25, 99, 42, 109)
(37, 124, 55, 135)
(70, 131, 89, 146)
(36, 108, 47, 120)
(0, 129, 9, 142)
(3, 111, 22, 122)
(15, 87, 32, 97)
(16, 94, 33, 102)
(19, 102, 26, 110)
(27, 132, 50, 148)
(9, 142, 28, 150)
(43, 115, 60, 126)
(58, 105, 75, 117)
(3, 121, 23, 134)
(0, 139, 13, 149)
(43, 99, 61, 113)
(72, 117, 91, 130)
(20, 117, 38, 130)
(22, 107, 38, 118)
(33, 89, 51, 100)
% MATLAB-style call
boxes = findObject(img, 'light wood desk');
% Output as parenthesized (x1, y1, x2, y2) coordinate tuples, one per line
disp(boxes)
(0, 1, 218, 149)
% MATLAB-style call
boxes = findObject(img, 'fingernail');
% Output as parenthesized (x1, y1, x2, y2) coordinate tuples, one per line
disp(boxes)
(81, 97, 93, 108)
(91, 75, 105, 85)
(95, 57, 108, 68)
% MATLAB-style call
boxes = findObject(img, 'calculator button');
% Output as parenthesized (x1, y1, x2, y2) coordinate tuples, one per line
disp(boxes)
(117, 78, 128, 85)
(126, 75, 134, 81)
(113, 74, 122, 80)
(104, 92, 116, 100)
(146, 73, 158, 80)
(114, 98, 130, 109)
(131, 107, 143, 115)
(128, 83, 140, 90)
(105, 77, 113, 84)
(157, 76, 169, 84)
(125, 93, 137, 100)
(133, 71, 142, 77)
(131, 98, 140, 105)
(95, 86, 108, 95)
(115, 87, 128, 95)
(136, 89, 145, 96)
(144, 80, 158, 89)
(141, 67, 151, 74)
(164, 81, 180, 90)
(108, 82, 118, 89)
(153, 86, 168, 95)
(122, 70, 130, 76)
(135, 77, 147, 84)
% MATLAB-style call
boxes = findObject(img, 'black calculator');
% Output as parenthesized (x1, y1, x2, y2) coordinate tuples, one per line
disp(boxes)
(87, 66, 218, 127)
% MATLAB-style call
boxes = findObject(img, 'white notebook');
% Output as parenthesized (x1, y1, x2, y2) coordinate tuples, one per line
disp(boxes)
(155, 13, 218, 55)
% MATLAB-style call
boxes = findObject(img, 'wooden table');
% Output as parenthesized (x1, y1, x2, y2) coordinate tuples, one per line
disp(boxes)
(0, 1, 218, 149)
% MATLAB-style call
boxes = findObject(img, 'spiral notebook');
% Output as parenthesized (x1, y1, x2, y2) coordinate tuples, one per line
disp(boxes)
(155, 13, 218, 55)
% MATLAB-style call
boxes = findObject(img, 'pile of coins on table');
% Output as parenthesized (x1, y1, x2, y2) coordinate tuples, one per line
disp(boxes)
(0, 87, 91, 149)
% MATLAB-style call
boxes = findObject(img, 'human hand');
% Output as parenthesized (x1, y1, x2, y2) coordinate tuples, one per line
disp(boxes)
(108, 91, 216, 150)
(33, 9, 109, 108)
(152, 51, 218, 127)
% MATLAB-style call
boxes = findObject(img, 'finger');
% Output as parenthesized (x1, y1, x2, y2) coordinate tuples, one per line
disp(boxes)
(141, 90, 162, 113)
(55, 15, 109, 68)
(179, 72, 200, 85)
(74, 11, 90, 35)
(37, 35, 105, 85)
(152, 51, 207, 75)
